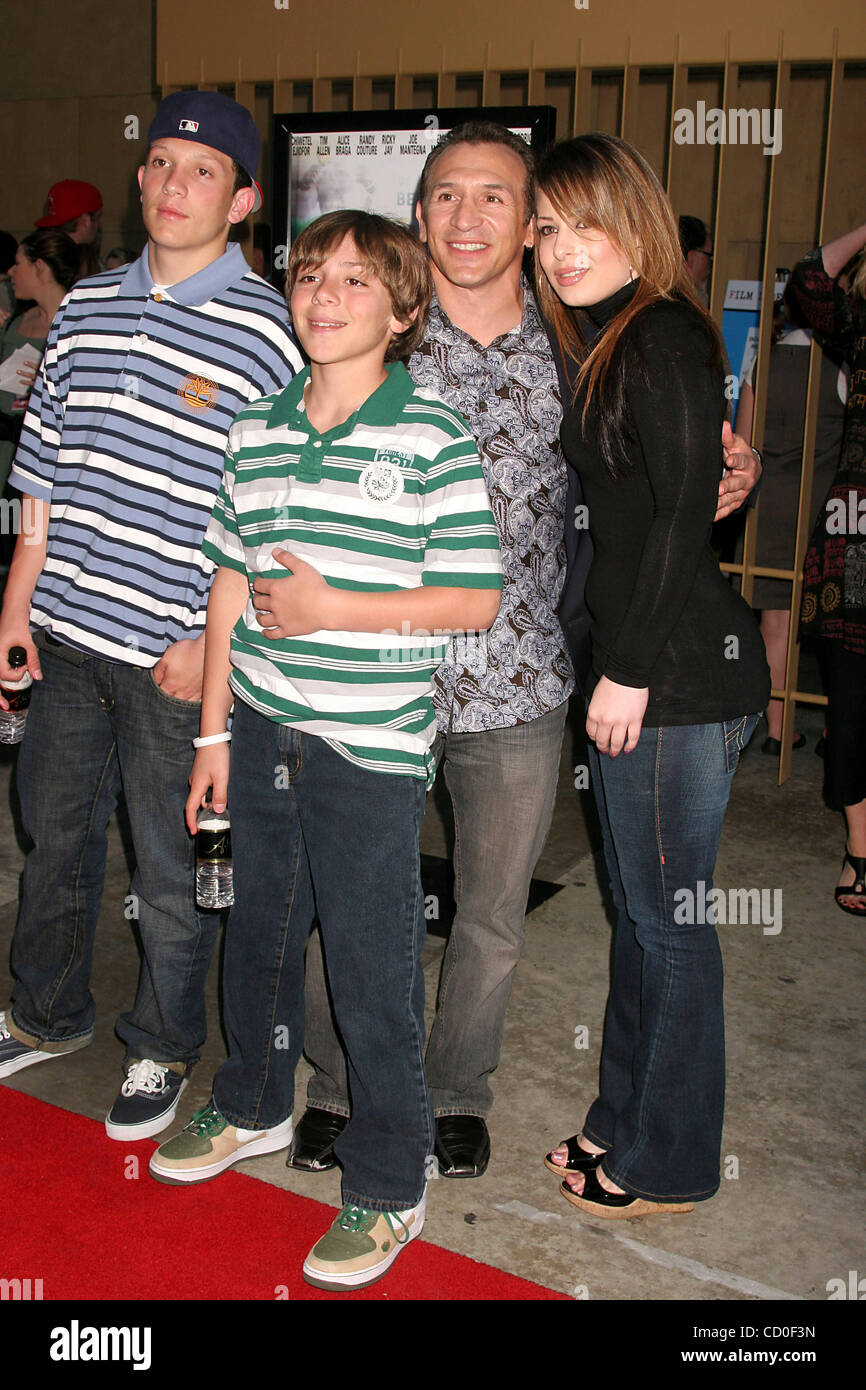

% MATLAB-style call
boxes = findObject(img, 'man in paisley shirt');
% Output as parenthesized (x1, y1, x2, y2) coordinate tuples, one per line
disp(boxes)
(257, 121, 762, 1178)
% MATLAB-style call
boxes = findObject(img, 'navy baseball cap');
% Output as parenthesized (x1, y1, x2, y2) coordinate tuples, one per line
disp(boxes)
(147, 91, 263, 212)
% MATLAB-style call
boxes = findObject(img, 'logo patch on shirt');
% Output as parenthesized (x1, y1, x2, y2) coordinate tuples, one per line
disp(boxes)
(178, 119, 200, 132)
(178, 374, 219, 411)
(358, 450, 410, 504)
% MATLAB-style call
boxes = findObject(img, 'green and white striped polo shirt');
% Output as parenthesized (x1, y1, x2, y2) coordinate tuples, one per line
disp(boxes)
(202, 361, 502, 784)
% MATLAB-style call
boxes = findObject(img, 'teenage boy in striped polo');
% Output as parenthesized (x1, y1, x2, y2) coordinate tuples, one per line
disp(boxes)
(0, 92, 303, 1137)
(149, 210, 502, 1292)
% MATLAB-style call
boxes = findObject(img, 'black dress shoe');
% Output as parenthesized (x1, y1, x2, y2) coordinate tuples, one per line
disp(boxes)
(286, 1106, 348, 1171)
(761, 733, 806, 755)
(434, 1114, 491, 1178)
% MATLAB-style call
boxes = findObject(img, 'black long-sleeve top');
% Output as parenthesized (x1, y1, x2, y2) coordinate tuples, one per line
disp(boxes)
(559, 280, 770, 727)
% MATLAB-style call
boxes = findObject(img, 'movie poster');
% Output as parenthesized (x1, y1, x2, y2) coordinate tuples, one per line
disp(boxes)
(273, 109, 556, 249)
(288, 125, 532, 240)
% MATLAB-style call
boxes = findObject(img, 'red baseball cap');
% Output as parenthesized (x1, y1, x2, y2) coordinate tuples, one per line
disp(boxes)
(36, 180, 103, 228)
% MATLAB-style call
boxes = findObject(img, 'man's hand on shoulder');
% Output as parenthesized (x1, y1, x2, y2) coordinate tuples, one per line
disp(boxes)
(252, 550, 334, 638)
(152, 634, 205, 701)
(715, 421, 762, 522)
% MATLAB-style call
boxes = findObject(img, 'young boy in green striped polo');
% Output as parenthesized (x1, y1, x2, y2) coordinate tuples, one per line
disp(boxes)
(149, 210, 502, 1292)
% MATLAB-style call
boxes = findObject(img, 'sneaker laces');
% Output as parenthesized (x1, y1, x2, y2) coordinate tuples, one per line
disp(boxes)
(0, 1012, 11, 1041)
(121, 1058, 169, 1097)
(338, 1205, 412, 1244)
(183, 1105, 227, 1137)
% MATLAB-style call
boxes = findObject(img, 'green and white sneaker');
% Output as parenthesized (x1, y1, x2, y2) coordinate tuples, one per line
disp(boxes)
(149, 1104, 293, 1185)
(303, 1193, 426, 1290)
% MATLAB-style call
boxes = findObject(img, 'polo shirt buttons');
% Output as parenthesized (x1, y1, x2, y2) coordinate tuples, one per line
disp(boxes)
(153, 294, 163, 303)
(296, 438, 324, 481)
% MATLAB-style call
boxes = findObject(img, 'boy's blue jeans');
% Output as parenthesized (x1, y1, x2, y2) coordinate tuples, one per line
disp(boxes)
(9, 633, 218, 1068)
(212, 698, 433, 1213)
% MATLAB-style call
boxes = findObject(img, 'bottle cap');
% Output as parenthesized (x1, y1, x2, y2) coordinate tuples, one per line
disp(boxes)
(9, 647, 27, 668)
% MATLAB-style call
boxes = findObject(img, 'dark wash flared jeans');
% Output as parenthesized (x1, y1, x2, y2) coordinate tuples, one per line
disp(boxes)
(583, 713, 760, 1203)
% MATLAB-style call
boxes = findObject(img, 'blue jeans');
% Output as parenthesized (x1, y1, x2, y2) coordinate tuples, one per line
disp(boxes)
(304, 700, 569, 1117)
(211, 699, 433, 1212)
(9, 633, 219, 1067)
(583, 714, 760, 1203)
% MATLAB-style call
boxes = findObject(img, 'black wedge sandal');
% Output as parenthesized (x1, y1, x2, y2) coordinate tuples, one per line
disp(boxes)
(543, 1134, 606, 1176)
(835, 850, 866, 916)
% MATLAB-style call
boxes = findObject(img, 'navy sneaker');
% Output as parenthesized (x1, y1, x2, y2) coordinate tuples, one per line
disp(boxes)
(0, 1010, 91, 1079)
(105, 1059, 188, 1140)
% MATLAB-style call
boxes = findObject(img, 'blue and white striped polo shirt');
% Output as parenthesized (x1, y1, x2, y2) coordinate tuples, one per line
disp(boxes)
(10, 244, 303, 665)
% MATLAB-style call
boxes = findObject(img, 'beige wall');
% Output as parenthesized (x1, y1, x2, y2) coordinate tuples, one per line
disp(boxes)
(1, 0, 158, 251)
(155, 0, 866, 81)
(2, 0, 864, 274)
(151, 0, 865, 281)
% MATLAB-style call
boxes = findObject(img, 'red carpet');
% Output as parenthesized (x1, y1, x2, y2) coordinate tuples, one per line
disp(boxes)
(1, 1089, 567, 1301)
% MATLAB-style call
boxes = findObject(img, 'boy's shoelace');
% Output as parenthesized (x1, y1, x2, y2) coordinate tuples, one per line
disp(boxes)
(338, 1205, 411, 1243)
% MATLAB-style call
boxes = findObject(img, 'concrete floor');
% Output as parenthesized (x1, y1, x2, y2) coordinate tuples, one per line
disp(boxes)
(0, 695, 863, 1307)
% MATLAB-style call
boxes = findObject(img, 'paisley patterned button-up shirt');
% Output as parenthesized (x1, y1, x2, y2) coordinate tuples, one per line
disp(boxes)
(409, 283, 574, 732)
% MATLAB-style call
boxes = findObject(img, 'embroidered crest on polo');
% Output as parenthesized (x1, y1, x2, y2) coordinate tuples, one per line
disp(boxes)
(178, 374, 219, 411)
(358, 449, 410, 503)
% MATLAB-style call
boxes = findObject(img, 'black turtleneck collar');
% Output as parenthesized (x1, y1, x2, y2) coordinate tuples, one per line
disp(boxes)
(585, 276, 639, 328)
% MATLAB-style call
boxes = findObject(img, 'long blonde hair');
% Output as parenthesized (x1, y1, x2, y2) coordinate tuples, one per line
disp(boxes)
(534, 134, 723, 475)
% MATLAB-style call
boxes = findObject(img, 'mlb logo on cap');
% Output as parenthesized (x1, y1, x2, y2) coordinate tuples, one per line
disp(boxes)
(179, 119, 200, 132)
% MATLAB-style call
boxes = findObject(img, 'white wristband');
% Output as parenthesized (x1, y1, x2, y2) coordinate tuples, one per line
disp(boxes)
(193, 732, 232, 748)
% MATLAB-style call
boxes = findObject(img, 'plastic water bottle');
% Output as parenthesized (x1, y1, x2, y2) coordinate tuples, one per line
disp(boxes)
(0, 647, 33, 745)
(195, 806, 234, 909)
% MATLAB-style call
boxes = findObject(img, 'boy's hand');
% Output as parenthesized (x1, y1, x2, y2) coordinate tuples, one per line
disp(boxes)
(153, 634, 205, 700)
(715, 423, 761, 521)
(252, 550, 334, 638)
(0, 613, 40, 711)
(185, 744, 230, 835)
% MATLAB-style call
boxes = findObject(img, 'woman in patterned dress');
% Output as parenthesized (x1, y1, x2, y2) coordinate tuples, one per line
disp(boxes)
(790, 224, 866, 914)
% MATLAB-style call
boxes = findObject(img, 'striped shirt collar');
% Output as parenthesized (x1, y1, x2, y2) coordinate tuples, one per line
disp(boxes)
(266, 359, 416, 435)
(122, 242, 252, 307)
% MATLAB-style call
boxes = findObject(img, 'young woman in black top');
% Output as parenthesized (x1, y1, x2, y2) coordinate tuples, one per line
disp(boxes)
(535, 135, 770, 1217)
